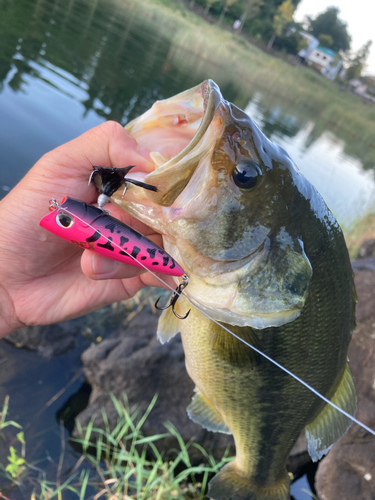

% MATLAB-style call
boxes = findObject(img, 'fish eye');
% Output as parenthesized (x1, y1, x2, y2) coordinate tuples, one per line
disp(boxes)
(56, 212, 74, 228)
(232, 160, 262, 190)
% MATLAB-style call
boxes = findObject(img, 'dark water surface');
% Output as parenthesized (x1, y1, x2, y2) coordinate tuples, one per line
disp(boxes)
(1, 0, 374, 498)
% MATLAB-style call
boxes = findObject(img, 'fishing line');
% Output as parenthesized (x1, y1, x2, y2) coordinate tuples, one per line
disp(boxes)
(60, 203, 375, 438)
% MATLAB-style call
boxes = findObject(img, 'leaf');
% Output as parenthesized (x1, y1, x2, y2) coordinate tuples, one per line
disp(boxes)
(16, 431, 25, 444)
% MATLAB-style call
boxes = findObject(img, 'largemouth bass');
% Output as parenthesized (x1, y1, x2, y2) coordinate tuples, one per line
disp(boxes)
(107, 80, 357, 500)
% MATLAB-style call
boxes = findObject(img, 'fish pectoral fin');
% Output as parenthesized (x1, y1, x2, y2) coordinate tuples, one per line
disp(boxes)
(305, 363, 357, 462)
(187, 390, 231, 434)
(156, 305, 181, 344)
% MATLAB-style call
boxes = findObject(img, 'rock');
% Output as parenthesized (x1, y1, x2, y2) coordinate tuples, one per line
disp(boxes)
(74, 308, 235, 463)
(4, 296, 143, 357)
(76, 265, 375, 478)
(351, 257, 375, 272)
(5, 323, 79, 357)
(315, 268, 375, 500)
(75, 304, 312, 471)
(357, 238, 375, 259)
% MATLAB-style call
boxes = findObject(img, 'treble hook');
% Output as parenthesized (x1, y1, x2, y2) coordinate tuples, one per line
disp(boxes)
(155, 273, 191, 319)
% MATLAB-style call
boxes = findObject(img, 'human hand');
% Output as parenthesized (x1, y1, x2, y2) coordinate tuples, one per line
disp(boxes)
(0, 121, 172, 337)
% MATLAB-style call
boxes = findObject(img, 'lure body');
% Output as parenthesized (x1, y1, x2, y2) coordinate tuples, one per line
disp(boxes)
(39, 197, 185, 277)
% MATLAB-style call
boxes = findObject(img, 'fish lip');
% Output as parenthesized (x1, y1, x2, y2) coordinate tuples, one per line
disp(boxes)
(122, 80, 224, 206)
(160, 79, 222, 169)
(126, 79, 222, 171)
(180, 237, 269, 283)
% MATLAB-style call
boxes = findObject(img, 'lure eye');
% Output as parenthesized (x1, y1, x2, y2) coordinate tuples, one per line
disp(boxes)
(232, 160, 262, 190)
(56, 212, 74, 229)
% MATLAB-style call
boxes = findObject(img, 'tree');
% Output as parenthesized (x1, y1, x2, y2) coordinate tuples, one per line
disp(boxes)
(318, 34, 333, 48)
(345, 40, 373, 80)
(204, 0, 218, 16)
(267, 0, 294, 50)
(307, 7, 351, 53)
(237, 0, 263, 34)
(238, 0, 301, 45)
(218, 0, 238, 24)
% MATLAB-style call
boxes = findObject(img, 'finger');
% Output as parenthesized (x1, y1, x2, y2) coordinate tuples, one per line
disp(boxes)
(27, 121, 155, 203)
(81, 251, 145, 280)
(81, 251, 176, 291)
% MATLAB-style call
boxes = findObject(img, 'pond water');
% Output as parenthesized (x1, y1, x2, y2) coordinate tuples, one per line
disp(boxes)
(0, 0, 374, 498)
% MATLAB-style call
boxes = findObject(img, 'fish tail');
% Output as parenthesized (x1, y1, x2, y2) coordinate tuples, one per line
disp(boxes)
(208, 462, 290, 500)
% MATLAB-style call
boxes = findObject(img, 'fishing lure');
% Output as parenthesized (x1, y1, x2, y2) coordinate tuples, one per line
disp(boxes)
(39, 197, 185, 278)
(37, 201, 375, 435)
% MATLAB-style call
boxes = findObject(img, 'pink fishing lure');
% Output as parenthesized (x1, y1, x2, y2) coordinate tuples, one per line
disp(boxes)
(39, 197, 185, 277)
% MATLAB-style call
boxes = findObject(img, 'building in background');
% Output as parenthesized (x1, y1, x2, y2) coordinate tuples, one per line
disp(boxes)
(298, 32, 319, 62)
(299, 36, 342, 81)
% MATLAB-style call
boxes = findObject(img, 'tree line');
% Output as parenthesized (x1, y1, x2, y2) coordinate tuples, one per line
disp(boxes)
(188, 0, 372, 79)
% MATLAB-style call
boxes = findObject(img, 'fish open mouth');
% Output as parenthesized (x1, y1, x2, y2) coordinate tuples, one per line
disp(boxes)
(105, 80, 311, 329)
(120, 79, 223, 206)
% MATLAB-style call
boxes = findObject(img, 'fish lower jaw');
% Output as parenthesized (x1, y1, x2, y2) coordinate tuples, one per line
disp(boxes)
(187, 295, 301, 329)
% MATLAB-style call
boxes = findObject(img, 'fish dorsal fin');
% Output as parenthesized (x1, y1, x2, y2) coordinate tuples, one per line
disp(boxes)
(156, 299, 189, 344)
(187, 389, 232, 434)
(305, 363, 357, 462)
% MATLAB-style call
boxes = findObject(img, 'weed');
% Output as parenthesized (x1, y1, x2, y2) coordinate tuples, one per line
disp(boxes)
(0, 395, 233, 499)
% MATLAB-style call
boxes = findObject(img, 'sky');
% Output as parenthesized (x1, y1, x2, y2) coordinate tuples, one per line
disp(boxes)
(294, 0, 375, 75)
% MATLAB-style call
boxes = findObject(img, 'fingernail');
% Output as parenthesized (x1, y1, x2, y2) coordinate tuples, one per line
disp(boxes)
(92, 253, 119, 276)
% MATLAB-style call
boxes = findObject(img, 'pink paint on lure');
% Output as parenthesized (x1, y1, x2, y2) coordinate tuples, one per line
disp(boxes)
(39, 197, 185, 277)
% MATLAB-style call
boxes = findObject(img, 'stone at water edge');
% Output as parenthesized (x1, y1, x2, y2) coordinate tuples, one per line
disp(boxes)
(315, 267, 375, 500)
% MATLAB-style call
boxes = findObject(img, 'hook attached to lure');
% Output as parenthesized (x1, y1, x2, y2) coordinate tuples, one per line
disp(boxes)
(155, 273, 191, 319)
(89, 166, 158, 209)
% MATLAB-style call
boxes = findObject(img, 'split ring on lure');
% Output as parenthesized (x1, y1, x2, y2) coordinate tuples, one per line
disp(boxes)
(39, 197, 186, 278)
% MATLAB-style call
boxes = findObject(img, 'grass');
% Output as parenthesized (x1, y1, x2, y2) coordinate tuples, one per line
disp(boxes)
(117, 0, 375, 247)
(120, 0, 375, 153)
(0, 395, 233, 500)
(101, 0, 375, 183)
(344, 211, 375, 258)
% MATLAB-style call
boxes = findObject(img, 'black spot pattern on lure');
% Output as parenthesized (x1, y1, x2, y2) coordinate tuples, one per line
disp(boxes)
(86, 231, 101, 243)
(147, 248, 156, 259)
(120, 236, 129, 246)
(129, 227, 143, 240)
(51, 198, 185, 278)
(131, 246, 141, 259)
(105, 221, 117, 234)
(97, 237, 115, 251)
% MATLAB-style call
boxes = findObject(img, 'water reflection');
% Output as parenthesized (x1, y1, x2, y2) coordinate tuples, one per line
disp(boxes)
(0, 0, 374, 498)
(245, 95, 375, 224)
(1, 0, 374, 228)
(1, 0, 374, 225)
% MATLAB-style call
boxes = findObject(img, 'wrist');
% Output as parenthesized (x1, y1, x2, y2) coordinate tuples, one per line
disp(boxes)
(0, 284, 22, 338)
